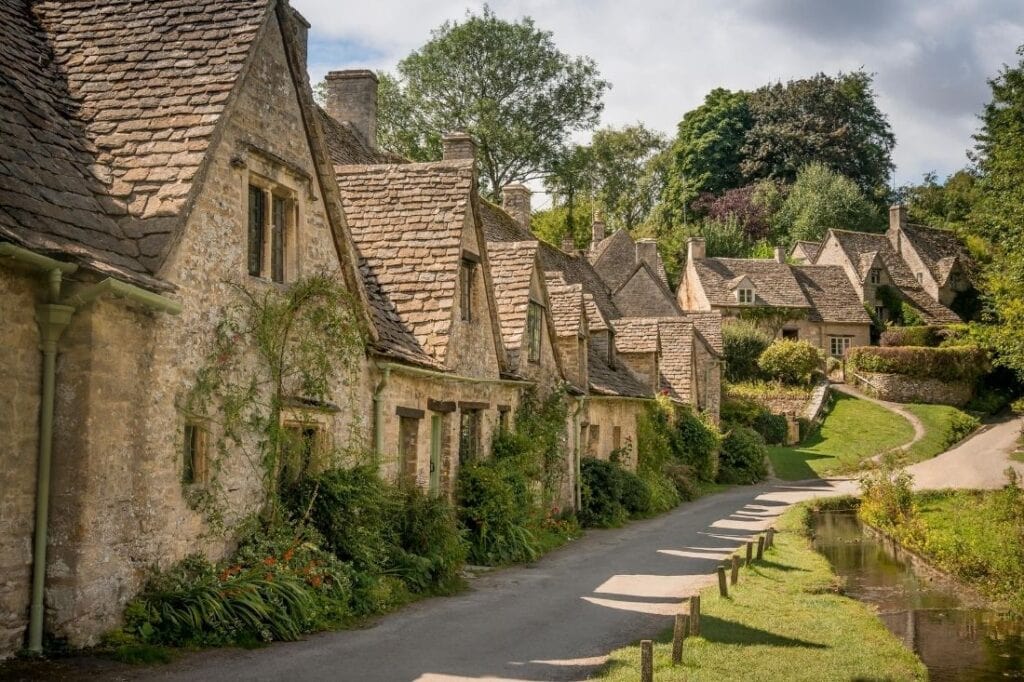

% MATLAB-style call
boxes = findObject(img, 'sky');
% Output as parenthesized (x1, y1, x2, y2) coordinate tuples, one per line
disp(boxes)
(295, 0, 1024, 188)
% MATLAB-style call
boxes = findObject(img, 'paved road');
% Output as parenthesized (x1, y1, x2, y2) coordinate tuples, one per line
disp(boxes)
(92, 480, 847, 682)
(907, 413, 1024, 489)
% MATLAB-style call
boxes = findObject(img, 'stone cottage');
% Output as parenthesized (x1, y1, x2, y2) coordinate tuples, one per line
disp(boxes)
(1, 0, 379, 656)
(678, 238, 873, 356)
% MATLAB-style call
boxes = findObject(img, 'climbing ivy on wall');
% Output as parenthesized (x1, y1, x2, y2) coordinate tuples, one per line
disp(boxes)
(181, 273, 367, 528)
(736, 306, 808, 335)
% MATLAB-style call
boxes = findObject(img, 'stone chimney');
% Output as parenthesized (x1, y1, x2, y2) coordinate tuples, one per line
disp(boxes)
(441, 132, 476, 161)
(324, 70, 378, 149)
(288, 7, 310, 70)
(636, 239, 660, 272)
(889, 204, 908, 232)
(774, 246, 785, 263)
(562, 236, 575, 252)
(687, 237, 706, 262)
(591, 211, 606, 245)
(501, 183, 531, 231)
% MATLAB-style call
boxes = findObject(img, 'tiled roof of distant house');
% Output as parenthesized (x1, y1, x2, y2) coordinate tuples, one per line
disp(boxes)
(487, 240, 538, 368)
(792, 265, 873, 324)
(613, 318, 660, 354)
(899, 223, 971, 286)
(692, 258, 811, 309)
(657, 318, 695, 403)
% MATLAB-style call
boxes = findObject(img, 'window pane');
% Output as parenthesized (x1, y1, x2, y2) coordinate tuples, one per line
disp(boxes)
(183, 424, 197, 484)
(271, 196, 286, 283)
(247, 186, 265, 276)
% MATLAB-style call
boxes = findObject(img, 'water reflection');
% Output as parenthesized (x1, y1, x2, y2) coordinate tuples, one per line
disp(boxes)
(811, 511, 1023, 681)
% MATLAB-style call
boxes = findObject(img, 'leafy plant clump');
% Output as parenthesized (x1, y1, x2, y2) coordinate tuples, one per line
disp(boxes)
(879, 325, 947, 347)
(456, 459, 538, 565)
(757, 339, 821, 385)
(717, 425, 769, 484)
(579, 457, 650, 527)
(672, 405, 722, 482)
(722, 321, 772, 382)
(847, 345, 990, 383)
(720, 395, 787, 446)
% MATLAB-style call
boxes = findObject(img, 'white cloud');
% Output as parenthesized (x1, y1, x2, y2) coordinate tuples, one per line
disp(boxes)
(295, 0, 1024, 185)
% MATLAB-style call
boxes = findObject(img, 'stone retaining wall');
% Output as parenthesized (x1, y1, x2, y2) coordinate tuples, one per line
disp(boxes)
(852, 371, 973, 407)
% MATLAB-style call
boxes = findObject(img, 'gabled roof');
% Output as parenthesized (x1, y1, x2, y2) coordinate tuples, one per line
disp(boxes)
(590, 228, 637, 291)
(588, 354, 652, 399)
(691, 258, 811, 308)
(613, 318, 660, 354)
(487, 240, 539, 368)
(829, 229, 919, 289)
(545, 276, 585, 338)
(898, 223, 971, 286)
(686, 311, 724, 356)
(792, 265, 872, 324)
(657, 318, 695, 403)
(334, 159, 479, 368)
(584, 293, 610, 332)
(612, 260, 682, 318)
(790, 240, 821, 263)
(317, 106, 404, 165)
(901, 288, 962, 324)
(0, 0, 270, 284)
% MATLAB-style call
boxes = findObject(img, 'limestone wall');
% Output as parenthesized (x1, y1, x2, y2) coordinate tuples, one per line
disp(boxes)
(853, 371, 973, 407)
(584, 398, 647, 471)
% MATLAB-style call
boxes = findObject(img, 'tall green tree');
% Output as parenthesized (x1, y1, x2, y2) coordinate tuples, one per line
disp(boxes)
(661, 88, 752, 221)
(899, 170, 981, 232)
(968, 45, 1024, 377)
(771, 162, 882, 246)
(741, 71, 895, 199)
(588, 125, 668, 232)
(377, 7, 608, 197)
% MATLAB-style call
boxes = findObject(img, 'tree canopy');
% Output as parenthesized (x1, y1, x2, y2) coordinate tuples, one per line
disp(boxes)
(376, 7, 608, 198)
(771, 163, 883, 246)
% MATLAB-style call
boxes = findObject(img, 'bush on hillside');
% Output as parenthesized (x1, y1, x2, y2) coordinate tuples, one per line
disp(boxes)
(717, 426, 769, 484)
(944, 410, 981, 449)
(757, 339, 822, 384)
(846, 345, 989, 383)
(723, 321, 772, 382)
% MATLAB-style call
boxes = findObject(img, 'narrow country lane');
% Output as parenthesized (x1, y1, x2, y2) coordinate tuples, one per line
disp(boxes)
(907, 413, 1024, 489)
(92, 481, 848, 682)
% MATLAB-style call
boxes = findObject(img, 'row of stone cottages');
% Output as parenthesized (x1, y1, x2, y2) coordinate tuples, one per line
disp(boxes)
(0, 0, 723, 655)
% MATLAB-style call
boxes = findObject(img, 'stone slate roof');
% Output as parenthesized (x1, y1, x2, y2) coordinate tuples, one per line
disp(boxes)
(657, 318, 694, 403)
(334, 159, 476, 368)
(0, 0, 270, 284)
(899, 223, 970, 286)
(316, 106, 404, 165)
(902, 288, 962, 324)
(686, 311, 723, 355)
(588, 354, 651, 399)
(792, 265, 872, 324)
(613, 261, 682, 318)
(692, 258, 811, 309)
(584, 293, 609, 332)
(487, 240, 538, 368)
(545, 276, 585, 338)
(830, 230, 918, 289)
(791, 240, 821, 263)
(612, 318, 659, 354)
(590, 229, 637, 291)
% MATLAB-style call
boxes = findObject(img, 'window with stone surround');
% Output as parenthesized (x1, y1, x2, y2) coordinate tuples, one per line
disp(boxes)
(737, 287, 754, 304)
(782, 329, 798, 340)
(869, 268, 881, 284)
(247, 180, 297, 283)
(182, 421, 208, 485)
(526, 300, 543, 362)
(588, 424, 600, 455)
(458, 408, 482, 464)
(460, 253, 479, 322)
(398, 413, 420, 484)
(829, 336, 852, 358)
(279, 413, 329, 486)
(612, 425, 621, 451)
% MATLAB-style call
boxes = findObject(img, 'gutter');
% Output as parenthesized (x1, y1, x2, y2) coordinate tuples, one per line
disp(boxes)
(1, 243, 181, 653)
(374, 360, 533, 386)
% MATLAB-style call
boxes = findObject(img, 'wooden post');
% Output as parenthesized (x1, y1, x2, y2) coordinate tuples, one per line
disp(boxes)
(746, 540, 753, 566)
(717, 565, 728, 597)
(730, 554, 740, 585)
(766, 527, 776, 549)
(756, 535, 765, 561)
(689, 594, 701, 636)
(640, 639, 653, 682)
(672, 612, 687, 665)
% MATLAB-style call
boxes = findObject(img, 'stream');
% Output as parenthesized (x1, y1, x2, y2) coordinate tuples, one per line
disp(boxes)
(811, 510, 1023, 680)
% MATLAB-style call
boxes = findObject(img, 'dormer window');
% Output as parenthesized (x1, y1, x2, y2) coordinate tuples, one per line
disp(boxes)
(737, 288, 754, 304)
(869, 268, 881, 284)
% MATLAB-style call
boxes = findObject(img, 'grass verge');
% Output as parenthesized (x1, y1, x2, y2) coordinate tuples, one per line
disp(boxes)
(767, 393, 914, 480)
(899, 403, 980, 464)
(594, 504, 925, 681)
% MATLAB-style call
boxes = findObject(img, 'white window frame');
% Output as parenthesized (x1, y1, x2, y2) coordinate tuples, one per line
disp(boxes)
(829, 336, 852, 358)
(869, 268, 881, 285)
(737, 288, 754, 304)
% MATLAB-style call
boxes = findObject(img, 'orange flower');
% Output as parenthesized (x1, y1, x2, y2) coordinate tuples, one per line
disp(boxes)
(310, 575, 323, 588)
(263, 556, 277, 567)
(282, 548, 295, 562)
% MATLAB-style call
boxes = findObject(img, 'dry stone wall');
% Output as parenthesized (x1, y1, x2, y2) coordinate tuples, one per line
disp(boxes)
(853, 371, 973, 407)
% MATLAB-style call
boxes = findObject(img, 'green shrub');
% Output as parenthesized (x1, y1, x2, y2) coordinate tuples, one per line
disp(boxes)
(579, 458, 629, 527)
(757, 339, 821, 385)
(859, 463, 923, 541)
(672, 406, 721, 482)
(618, 468, 654, 516)
(847, 345, 990, 383)
(717, 425, 769, 484)
(900, 301, 925, 327)
(456, 460, 537, 565)
(752, 411, 788, 445)
(390, 487, 468, 594)
(879, 325, 945, 347)
(663, 463, 699, 501)
(723, 321, 772, 382)
(721, 394, 787, 445)
(943, 410, 981, 449)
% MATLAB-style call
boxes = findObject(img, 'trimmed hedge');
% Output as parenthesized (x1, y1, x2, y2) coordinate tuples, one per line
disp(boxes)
(723, 321, 772, 382)
(717, 426, 769, 484)
(879, 325, 945, 348)
(758, 339, 821, 385)
(847, 345, 989, 383)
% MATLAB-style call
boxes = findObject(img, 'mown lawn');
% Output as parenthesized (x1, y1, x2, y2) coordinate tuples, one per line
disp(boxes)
(594, 505, 926, 682)
(901, 403, 979, 464)
(767, 393, 914, 480)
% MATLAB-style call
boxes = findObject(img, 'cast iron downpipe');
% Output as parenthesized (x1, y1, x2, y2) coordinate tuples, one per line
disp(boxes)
(1, 243, 181, 653)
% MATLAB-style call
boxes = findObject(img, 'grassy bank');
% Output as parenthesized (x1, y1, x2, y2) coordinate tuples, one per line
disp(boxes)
(900, 403, 979, 463)
(594, 504, 926, 682)
(767, 393, 914, 480)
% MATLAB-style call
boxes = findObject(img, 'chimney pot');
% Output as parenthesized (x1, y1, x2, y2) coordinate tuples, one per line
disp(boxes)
(324, 70, 378, 150)
(774, 246, 785, 263)
(441, 132, 477, 161)
(636, 239, 660, 271)
(591, 211, 606, 245)
(889, 204, 908, 232)
(501, 183, 531, 231)
(687, 237, 706, 262)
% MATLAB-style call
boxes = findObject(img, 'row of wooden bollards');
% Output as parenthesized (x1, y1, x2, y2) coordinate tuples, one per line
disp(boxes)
(638, 526, 776, 681)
